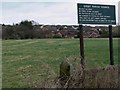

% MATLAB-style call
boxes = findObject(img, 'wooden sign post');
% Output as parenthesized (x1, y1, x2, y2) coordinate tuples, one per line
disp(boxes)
(77, 3, 116, 65)
(109, 25, 114, 65)
(79, 25, 85, 66)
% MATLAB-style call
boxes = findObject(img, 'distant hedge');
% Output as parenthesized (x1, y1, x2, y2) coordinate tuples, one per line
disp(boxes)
(2, 20, 120, 40)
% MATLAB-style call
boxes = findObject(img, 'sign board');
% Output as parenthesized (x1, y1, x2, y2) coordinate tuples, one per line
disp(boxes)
(77, 3, 116, 25)
(118, 1, 120, 25)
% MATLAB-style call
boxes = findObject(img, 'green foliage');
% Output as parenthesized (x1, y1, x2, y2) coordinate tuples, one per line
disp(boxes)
(20, 20, 33, 29)
(99, 26, 120, 38)
(100, 30, 109, 38)
(17, 20, 34, 39)
(112, 26, 120, 37)
(2, 25, 14, 39)
(2, 20, 34, 39)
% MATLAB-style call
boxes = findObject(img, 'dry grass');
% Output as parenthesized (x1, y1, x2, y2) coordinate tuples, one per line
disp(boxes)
(26, 57, 119, 88)
(68, 65, 119, 88)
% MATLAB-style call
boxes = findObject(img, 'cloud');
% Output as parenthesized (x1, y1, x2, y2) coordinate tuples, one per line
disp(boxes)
(1, 1, 119, 25)
(2, 2, 77, 25)
(0, 2, 2, 23)
(2, 0, 74, 2)
(76, 0, 119, 4)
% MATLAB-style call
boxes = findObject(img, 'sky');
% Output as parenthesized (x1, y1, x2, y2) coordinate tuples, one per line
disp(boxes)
(1, 0, 120, 25)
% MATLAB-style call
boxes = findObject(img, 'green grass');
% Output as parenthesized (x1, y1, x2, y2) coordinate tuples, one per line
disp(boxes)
(2, 38, 119, 88)
(0, 39, 2, 89)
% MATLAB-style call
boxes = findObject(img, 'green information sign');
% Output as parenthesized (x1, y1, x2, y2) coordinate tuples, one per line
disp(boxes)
(77, 3, 116, 25)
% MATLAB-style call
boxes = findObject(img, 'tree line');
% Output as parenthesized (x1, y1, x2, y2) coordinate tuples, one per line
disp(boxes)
(2, 20, 78, 39)
(1, 20, 120, 40)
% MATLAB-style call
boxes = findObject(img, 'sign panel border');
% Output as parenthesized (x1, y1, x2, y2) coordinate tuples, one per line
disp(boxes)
(77, 3, 116, 25)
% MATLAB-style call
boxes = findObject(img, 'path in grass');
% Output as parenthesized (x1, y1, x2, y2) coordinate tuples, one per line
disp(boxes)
(2, 38, 119, 88)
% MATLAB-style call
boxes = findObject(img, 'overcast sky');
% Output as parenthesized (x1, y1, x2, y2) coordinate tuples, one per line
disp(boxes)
(1, 0, 120, 25)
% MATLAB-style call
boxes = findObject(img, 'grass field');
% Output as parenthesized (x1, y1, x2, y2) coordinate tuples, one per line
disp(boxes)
(0, 40, 2, 89)
(2, 38, 119, 88)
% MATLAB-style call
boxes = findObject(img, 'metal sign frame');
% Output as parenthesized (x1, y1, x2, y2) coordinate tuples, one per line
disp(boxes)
(77, 3, 116, 25)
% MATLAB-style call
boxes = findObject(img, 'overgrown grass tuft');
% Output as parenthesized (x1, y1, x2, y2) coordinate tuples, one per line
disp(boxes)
(26, 57, 119, 88)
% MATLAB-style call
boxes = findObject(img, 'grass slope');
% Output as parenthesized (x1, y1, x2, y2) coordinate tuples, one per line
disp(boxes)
(2, 38, 119, 88)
